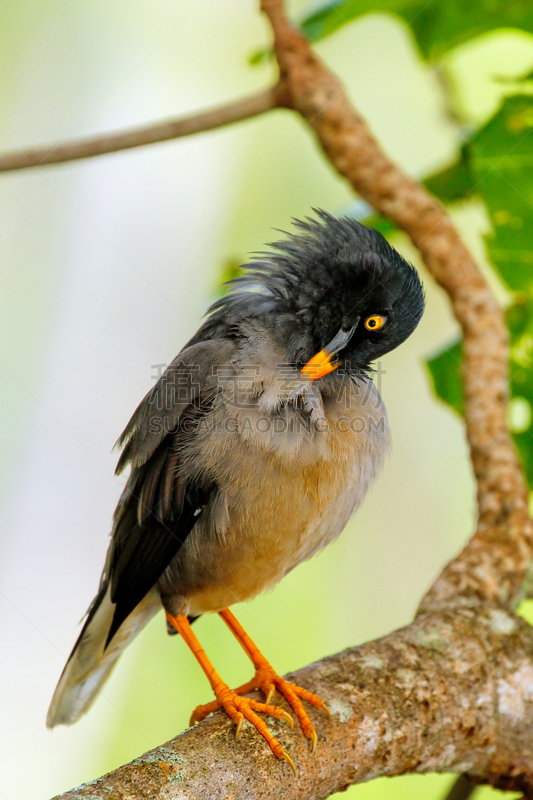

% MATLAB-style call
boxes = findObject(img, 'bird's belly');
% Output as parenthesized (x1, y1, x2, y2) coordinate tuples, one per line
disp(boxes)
(185, 481, 356, 615)
(181, 457, 383, 615)
(162, 384, 390, 617)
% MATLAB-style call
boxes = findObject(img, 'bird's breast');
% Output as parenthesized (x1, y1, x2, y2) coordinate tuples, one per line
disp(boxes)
(171, 377, 391, 615)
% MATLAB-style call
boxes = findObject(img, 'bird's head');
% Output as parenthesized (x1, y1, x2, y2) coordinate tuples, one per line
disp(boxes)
(208, 211, 424, 384)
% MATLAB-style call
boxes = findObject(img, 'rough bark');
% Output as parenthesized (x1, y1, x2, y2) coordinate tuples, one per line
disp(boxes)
(41, 1, 533, 798)
(53, 607, 533, 800)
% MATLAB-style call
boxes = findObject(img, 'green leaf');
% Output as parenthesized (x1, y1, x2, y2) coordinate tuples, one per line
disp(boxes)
(301, 0, 416, 45)
(248, 48, 272, 66)
(468, 95, 533, 293)
(425, 298, 533, 487)
(299, 0, 533, 60)
(361, 213, 398, 236)
(424, 154, 475, 203)
(426, 339, 463, 416)
(423, 93, 533, 293)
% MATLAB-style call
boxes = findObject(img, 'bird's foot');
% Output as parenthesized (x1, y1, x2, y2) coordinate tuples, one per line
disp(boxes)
(253, 666, 330, 752)
(190, 665, 330, 754)
(191, 680, 296, 773)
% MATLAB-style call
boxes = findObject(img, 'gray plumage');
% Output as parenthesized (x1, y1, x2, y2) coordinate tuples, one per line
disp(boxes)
(47, 211, 423, 728)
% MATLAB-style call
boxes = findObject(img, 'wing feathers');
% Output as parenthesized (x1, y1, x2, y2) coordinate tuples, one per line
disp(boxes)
(104, 339, 234, 645)
(158, 450, 180, 520)
(137, 444, 167, 525)
(115, 340, 234, 473)
(106, 475, 214, 645)
(49, 338, 234, 724)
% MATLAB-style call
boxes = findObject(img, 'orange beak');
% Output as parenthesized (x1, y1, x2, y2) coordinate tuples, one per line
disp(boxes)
(300, 318, 360, 382)
(301, 350, 339, 381)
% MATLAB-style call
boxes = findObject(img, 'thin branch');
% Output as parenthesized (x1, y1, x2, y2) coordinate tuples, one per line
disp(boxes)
(52, 607, 533, 799)
(0, 85, 286, 172)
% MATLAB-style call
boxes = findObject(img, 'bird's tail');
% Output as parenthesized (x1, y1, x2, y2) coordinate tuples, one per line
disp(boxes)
(46, 584, 160, 728)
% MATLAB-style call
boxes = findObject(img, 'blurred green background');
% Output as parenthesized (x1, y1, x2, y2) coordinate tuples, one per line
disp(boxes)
(1, 1, 532, 799)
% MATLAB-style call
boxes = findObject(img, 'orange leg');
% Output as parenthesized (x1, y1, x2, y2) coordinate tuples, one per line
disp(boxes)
(166, 612, 295, 773)
(190, 608, 330, 753)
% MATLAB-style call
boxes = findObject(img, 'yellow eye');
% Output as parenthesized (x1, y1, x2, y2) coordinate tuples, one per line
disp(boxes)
(364, 314, 386, 331)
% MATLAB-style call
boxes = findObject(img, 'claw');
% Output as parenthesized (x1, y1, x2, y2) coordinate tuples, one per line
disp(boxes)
(265, 685, 275, 705)
(235, 714, 244, 739)
(281, 710, 294, 729)
(264, 675, 325, 753)
(280, 749, 296, 776)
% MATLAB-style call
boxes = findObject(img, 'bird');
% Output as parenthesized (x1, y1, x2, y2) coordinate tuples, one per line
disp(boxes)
(47, 210, 424, 772)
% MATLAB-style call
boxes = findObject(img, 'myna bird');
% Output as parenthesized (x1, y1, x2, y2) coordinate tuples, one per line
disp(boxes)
(47, 211, 424, 771)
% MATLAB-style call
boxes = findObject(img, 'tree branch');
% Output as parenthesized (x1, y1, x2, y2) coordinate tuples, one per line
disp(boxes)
(53, 607, 533, 800)
(444, 775, 477, 800)
(44, 1, 533, 797)
(0, 85, 286, 172)
(259, 0, 533, 616)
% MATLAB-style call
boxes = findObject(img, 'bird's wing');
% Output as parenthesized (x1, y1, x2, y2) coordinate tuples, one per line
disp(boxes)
(105, 338, 234, 644)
